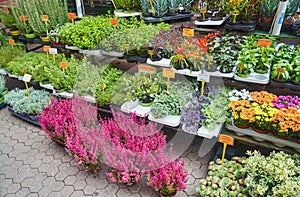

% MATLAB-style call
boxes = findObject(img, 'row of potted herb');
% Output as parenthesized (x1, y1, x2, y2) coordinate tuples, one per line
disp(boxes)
(228, 89, 300, 142)
(196, 151, 300, 197)
(39, 97, 188, 196)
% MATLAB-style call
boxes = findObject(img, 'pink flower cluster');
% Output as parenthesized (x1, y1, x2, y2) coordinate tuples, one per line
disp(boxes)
(148, 159, 188, 195)
(272, 95, 300, 110)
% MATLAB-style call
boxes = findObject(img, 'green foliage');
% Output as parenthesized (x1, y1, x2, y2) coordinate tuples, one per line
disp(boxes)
(260, 0, 279, 17)
(245, 151, 300, 197)
(180, 0, 193, 11)
(0, 75, 6, 93)
(0, 45, 25, 69)
(113, 0, 141, 11)
(0, 9, 17, 29)
(153, 0, 168, 16)
(168, 0, 180, 14)
(286, 0, 300, 16)
(196, 157, 247, 197)
(0, 31, 9, 48)
(140, 0, 151, 14)
(4, 88, 50, 116)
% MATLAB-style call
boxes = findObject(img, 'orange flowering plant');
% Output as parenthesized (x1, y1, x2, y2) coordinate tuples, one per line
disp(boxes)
(251, 102, 279, 131)
(250, 91, 278, 104)
(229, 100, 255, 127)
(271, 107, 300, 138)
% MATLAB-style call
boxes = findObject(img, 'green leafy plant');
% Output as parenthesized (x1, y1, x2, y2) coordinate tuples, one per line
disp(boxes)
(4, 88, 50, 116)
(168, 0, 180, 14)
(260, 0, 279, 17)
(245, 151, 300, 197)
(271, 59, 291, 81)
(196, 157, 248, 197)
(113, 0, 141, 11)
(180, 0, 193, 12)
(285, 0, 300, 16)
(0, 31, 10, 47)
(0, 45, 25, 69)
(140, 0, 151, 14)
(0, 9, 17, 29)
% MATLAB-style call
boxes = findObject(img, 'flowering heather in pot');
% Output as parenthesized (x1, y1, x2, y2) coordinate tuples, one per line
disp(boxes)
(272, 95, 300, 110)
(147, 158, 188, 196)
(101, 110, 170, 186)
(39, 98, 75, 143)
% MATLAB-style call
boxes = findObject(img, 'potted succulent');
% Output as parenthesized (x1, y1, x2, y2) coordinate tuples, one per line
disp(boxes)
(179, 0, 193, 13)
(153, 0, 168, 17)
(167, 0, 180, 15)
(140, 0, 152, 16)
(148, 159, 188, 197)
(258, 0, 279, 31)
(196, 157, 248, 197)
(4, 88, 50, 122)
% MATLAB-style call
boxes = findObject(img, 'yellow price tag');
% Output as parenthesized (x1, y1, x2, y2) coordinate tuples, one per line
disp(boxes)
(257, 39, 272, 47)
(200, 8, 207, 14)
(138, 65, 157, 74)
(163, 68, 175, 79)
(182, 28, 194, 37)
(219, 134, 235, 163)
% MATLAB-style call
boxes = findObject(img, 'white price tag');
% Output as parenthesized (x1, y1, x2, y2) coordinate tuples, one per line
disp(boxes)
(22, 74, 32, 82)
(49, 48, 58, 54)
(197, 74, 210, 82)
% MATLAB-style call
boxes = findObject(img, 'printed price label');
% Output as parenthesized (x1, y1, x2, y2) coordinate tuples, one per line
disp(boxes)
(49, 48, 58, 54)
(183, 28, 194, 37)
(68, 13, 76, 19)
(200, 8, 207, 14)
(60, 62, 68, 69)
(43, 45, 50, 52)
(163, 68, 175, 79)
(219, 134, 234, 146)
(22, 74, 32, 83)
(19, 15, 28, 21)
(197, 74, 210, 82)
(8, 39, 15, 45)
(257, 39, 272, 47)
(110, 18, 118, 26)
(42, 15, 49, 22)
(138, 65, 157, 74)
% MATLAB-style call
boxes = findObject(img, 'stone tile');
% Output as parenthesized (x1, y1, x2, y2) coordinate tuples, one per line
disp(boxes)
(64, 175, 77, 185)
(6, 183, 20, 194)
(60, 185, 75, 196)
(94, 184, 119, 197)
(38, 186, 52, 197)
(50, 181, 64, 192)
(26, 193, 39, 197)
(139, 186, 155, 197)
(71, 190, 85, 197)
(74, 180, 86, 190)
(116, 188, 132, 197)
(191, 168, 204, 179)
(48, 191, 62, 197)
(21, 177, 43, 193)
(186, 174, 195, 185)
(15, 187, 30, 197)
(83, 184, 97, 196)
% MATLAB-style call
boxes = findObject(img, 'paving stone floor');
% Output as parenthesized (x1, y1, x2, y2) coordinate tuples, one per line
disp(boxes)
(0, 107, 217, 197)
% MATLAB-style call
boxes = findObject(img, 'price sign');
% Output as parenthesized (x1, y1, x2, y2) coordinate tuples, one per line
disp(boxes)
(197, 74, 210, 82)
(183, 28, 194, 37)
(257, 39, 272, 47)
(200, 8, 207, 14)
(68, 13, 77, 19)
(138, 65, 157, 74)
(22, 74, 32, 83)
(219, 134, 234, 146)
(43, 45, 50, 52)
(42, 15, 49, 22)
(19, 15, 28, 21)
(49, 48, 58, 54)
(163, 68, 175, 79)
(8, 39, 15, 45)
(60, 62, 68, 69)
(110, 18, 118, 26)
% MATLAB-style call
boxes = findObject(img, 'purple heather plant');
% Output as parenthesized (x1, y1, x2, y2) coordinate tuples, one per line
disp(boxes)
(272, 95, 300, 110)
(181, 93, 211, 134)
(147, 158, 188, 196)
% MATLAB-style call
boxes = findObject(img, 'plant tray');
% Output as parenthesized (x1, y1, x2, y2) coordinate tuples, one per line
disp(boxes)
(102, 50, 124, 58)
(194, 13, 231, 26)
(123, 54, 148, 63)
(65, 45, 81, 51)
(0, 68, 8, 75)
(8, 107, 40, 126)
(39, 83, 54, 91)
(148, 112, 181, 127)
(203, 66, 236, 78)
(182, 123, 223, 139)
(0, 102, 6, 110)
(224, 21, 257, 32)
(84, 94, 96, 103)
(143, 13, 194, 23)
(114, 10, 142, 17)
(121, 100, 150, 117)
(269, 80, 300, 91)
(234, 68, 270, 84)
(225, 123, 300, 152)
(146, 58, 171, 67)
(53, 91, 73, 99)
(175, 69, 201, 78)
(79, 49, 102, 56)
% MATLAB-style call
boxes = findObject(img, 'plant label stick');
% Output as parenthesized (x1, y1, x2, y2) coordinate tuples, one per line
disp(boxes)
(100, 83, 106, 91)
(182, 28, 194, 37)
(232, 11, 239, 23)
(238, 64, 244, 75)
(124, 44, 130, 55)
(149, 0, 155, 16)
(60, 62, 68, 73)
(20, 15, 28, 34)
(49, 48, 58, 63)
(163, 68, 175, 91)
(22, 74, 32, 97)
(44, 46, 50, 59)
(276, 68, 285, 80)
(148, 50, 154, 59)
(42, 15, 49, 22)
(218, 134, 234, 163)
(110, 18, 118, 30)
(197, 74, 210, 96)
(8, 39, 15, 47)
(68, 13, 77, 25)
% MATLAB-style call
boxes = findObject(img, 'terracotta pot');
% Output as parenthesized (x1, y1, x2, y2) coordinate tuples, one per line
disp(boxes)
(251, 125, 269, 134)
(235, 124, 250, 129)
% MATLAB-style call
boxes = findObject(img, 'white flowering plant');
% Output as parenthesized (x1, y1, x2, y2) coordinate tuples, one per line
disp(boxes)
(228, 89, 251, 101)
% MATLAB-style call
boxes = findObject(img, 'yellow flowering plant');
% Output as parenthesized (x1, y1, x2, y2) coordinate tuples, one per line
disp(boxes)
(250, 91, 278, 104)
(270, 107, 300, 138)
(251, 102, 279, 132)
(229, 100, 255, 127)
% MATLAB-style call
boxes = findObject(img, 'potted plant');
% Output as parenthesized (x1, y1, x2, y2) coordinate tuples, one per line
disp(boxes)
(196, 157, 248, 197)
(229, 100, 255, 128)
(179, 0, 193, 13)
(148, 159, 188, 197)
(271, 59, 292, 82)
(258, 0, 279, 31)
(113, 0, 141, 12)
(4, 88, 50, 122)
(153, 0, 168, 17)
(140, 0, 152, 16)
(0, 45, 25, 70)
(0, 8, 20, 35)
(0, 75, 8, 108)
(167, 0, 180, 15)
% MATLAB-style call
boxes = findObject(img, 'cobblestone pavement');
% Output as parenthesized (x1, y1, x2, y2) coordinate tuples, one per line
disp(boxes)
(0, 107, 216, 197)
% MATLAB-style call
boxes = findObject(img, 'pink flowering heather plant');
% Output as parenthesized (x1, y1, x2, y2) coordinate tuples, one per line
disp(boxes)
(272, 95, 300, 110)
(148, 158, 188, 196)
(39, 98, 75, 144)
(101, 109, 170, 186)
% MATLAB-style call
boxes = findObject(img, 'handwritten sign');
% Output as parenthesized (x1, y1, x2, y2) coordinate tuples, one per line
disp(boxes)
(43, 46, 50, 52)
(8, 39, 15, 45)
(183, 28, 194, 37)
(200, 8, 207, 14)
(232, 11, 239, 16)
(49, 48, 58, 54)
(60, 62, 68, 69)
(19, 15, 28, 21)
(42, 15, 49, 22)
(163, 68, 175, 79)
(110, 18, 118, 26)
(257, 39, 272, 47)
(197, 74, 210, 82)
(138, 65, 157, 74)
(219, 134, 234, 146)
(68, 13, 77, 19)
